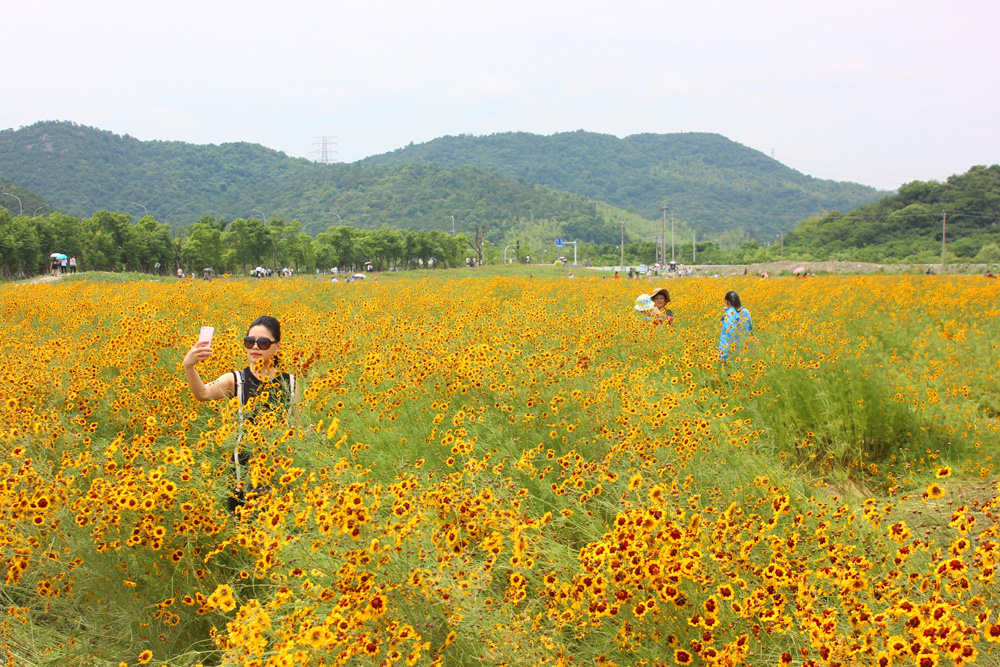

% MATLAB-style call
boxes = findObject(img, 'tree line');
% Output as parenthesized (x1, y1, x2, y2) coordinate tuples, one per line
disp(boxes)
(780, 165, 1000, 264)
(0, 205, 737, 278)
(0, 210, 476, 278)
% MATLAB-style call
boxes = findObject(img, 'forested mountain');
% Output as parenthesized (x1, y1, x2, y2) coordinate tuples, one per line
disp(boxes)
(781, 165, 1000, 263)
(361, 130, 886, 237)
(0, 121, 647, 247)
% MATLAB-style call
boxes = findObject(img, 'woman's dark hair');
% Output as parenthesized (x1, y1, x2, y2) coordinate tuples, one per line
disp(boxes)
(248, 315, 281, 341)
(724, 291, 742, 311)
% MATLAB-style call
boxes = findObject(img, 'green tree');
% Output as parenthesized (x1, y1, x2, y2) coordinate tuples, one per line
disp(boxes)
(975, 242, 1000, 264)
(181, 222, 223, 273)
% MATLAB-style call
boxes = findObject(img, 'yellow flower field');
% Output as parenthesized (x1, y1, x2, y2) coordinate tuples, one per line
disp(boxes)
(1, 273, 998, 667)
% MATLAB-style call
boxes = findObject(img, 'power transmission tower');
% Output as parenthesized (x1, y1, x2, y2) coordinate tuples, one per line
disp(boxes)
(312, 136, 338, 164)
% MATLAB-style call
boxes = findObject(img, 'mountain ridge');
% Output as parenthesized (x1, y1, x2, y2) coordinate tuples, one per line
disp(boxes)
(360, 129, 887, 236)
(1, 121, 883, 244)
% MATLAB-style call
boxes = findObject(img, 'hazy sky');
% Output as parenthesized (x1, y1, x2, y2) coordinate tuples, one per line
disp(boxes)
(4, 0, 998, 189)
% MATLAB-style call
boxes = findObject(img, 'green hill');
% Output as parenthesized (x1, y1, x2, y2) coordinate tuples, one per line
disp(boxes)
(0, 179, 54, 218)
(360, 130, 886, 237)
(783, 165, 1000, 263)
(0, 121, 652, 246)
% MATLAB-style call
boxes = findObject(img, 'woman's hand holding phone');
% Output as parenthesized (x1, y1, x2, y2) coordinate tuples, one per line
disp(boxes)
(183, 326, 215, 368)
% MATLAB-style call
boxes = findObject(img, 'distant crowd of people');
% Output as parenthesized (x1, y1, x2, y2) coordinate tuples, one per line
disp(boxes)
(49, 256, 77, 275)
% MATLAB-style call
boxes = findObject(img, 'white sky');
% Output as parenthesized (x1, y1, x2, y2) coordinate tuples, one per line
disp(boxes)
(4, 0, 998, 189)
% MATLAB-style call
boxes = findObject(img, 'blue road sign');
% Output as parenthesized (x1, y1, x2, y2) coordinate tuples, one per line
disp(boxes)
(555, 238, 563, 247)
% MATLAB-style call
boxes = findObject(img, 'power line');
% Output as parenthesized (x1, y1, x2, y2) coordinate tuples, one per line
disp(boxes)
(774, 155, 914, 188)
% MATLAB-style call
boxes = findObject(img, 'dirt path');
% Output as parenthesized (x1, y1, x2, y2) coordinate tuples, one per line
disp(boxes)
(14, 274, 62, 285)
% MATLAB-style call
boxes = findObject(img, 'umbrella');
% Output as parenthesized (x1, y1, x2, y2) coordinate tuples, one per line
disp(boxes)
(352, 273, 366, 279)
(792, 266, 806, 275)
(50, 252, 68, 260)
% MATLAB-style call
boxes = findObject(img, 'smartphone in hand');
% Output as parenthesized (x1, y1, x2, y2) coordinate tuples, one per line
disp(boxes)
(198, 326, 215, 346)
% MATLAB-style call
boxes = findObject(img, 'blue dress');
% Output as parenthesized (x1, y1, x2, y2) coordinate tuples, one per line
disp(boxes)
(718, 307, 753, 360)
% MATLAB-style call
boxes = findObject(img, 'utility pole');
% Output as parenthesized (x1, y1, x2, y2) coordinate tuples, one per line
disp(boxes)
(671, 209, 675, 263)
(620, 221, 626, 270)
(779, 231, 783, 261)
(941, 211, 948, 268)
(661, 204, 668, 268)
(451, 215, 455, 236)
(693, 230, 696, 263)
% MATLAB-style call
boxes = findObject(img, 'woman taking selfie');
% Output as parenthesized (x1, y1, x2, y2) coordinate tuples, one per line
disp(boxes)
(183, 315, 299, 511)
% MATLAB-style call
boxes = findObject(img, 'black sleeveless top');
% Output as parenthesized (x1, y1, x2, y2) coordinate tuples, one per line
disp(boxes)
(234, 367, 294, 424)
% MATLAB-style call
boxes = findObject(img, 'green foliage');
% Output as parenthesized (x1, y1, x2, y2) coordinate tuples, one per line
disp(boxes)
(974, 242, 1000, 264)
(361, 130, 885, 237)
(0, 122, 639, 249)
(747, 356, 934, 474)
(0, 179, 52, 217)
(784, 165, 1000, 263)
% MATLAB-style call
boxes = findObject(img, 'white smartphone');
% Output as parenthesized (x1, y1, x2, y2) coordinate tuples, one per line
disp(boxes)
(198, 326, 215, 346)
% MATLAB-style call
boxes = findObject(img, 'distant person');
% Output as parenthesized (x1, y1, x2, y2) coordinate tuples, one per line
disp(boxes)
(719, 290, 753, 362)
(69, 256, 77, 274)
(60, 257, 68, 274)
(986, 270, 996, 279)
(634, 294, 654, 320)
(649, 287, 674, 326)
(613, 271, 620, 280)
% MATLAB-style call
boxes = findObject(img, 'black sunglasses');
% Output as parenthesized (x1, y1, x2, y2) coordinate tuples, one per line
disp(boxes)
(243, 336, 275, 350)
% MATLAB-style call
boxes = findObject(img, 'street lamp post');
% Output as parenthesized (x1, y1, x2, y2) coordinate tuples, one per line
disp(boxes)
(252, 209, 266, 223)
(451, 215, 456, 236)
(620, 221, 626, 270)
(777, 232, 783, 261)
(33, 204, 51, 217)
(941, 211, 947, 268)
(661, 204, 668, 268)
(129, 202, 148, 218)
(671, 209, 675, 263)
(2, 192, 23, 217)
